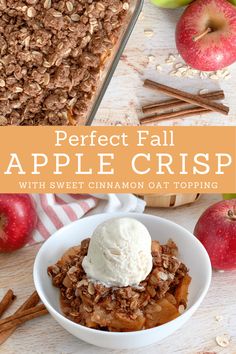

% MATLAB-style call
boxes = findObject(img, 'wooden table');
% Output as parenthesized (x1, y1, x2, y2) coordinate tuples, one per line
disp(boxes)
(1, 193, 236, 354)
(94, 1, 236, 126)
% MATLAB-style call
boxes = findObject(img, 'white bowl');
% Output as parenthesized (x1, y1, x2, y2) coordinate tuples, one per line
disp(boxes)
(33, 213, 212, 350)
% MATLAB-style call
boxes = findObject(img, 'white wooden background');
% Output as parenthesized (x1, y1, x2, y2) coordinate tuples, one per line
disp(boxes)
(94, 1, 236, 126)
(1, 194, 236, 354)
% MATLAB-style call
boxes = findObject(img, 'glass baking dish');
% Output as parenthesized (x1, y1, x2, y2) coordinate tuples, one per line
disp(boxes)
(83, 0, 144, 126)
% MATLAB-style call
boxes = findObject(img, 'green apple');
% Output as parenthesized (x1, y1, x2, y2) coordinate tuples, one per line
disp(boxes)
(150, 0, 193, 8)
(223, 194, 236, 200)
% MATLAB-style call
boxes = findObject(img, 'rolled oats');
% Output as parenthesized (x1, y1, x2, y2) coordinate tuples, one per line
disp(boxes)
(96, 2, 105, 11)
(43, 73, 50, 86)
(223, 73, 231, 80)
(84, 305, 93, 313)
(147, 55, 155, 64)
(68, 97, 77, 107)
(199, 89, 209, 95)
(66, 1, 74, 12)
(77, 279, 88, 288)
(52, 10, 62, 17)
(27, 6, 36, 17)
(44, 0, 51, 9)
(215, 335, 231, 348)
(0, 118, 7, 126)
(0, 79, 5, 88)
(158, 272, 169, 281)
(0, 0, 6, 11)
(178, 304, 185, 314)
(144, 29, 154, 37)
(71, 13, 80, 21)
(123, 2, 129, 10)
(209, 74, 219, 80)
(63, 275, 73, 288)
(170, 70, 179, 77)
(23, 36, 31, 49)
(88, 282, 95, 295)
(165, 54, 176, 64)
(200, 72, 209, 80)
(14, 87, 23, 93)
(215, 315, 223, 322)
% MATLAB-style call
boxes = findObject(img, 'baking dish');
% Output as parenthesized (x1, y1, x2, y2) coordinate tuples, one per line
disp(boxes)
(84, 0, 144, 126)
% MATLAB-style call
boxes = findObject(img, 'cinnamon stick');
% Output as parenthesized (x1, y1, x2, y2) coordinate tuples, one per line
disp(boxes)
(140, 107, 211, 125)
(14, 291, 40, 313)
(142, 90, 225, 115)
(0, 304, 46, 326)
(0, 304, 48, 334)
(144, 79, 229, 115)
(0, 291, 40, 345)
(0, 290, 16, 318)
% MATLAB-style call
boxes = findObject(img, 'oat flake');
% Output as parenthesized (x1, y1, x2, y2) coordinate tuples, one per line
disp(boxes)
(44, 0, 51, 9)
(215, 335, 231, 348)
(178, 305, 185, 314)
(139, 11, 144, 20)
(71, 14, 80, 21)
(165, 54, 176, 64)
(175, 63, 184, 69)
(0, 116, 7, 125)
(123, 2, 129, 10)
(53, 10, 62, 17)
(148, 55, 155, 63)
(199, 89, 209, 95)
(27, 6, 36, 17)
(215, 315, 223, 322)
(66, 1, 73, 12)
(144, 29, 154, 37)
(0, 79, 5, 87)
(158, 271, 168, 281)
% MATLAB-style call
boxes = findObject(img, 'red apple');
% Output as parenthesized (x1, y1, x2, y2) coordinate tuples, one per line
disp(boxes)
(0, 194, 38, 252)
(176, 0, 236, 71)
(194, 199, 236, 270)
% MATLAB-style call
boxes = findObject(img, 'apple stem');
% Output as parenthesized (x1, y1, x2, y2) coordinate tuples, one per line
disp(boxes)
(193, 28, 212, 42)
(228, 210, 236, 220)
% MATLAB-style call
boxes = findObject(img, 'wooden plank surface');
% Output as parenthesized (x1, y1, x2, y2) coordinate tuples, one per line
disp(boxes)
(1, 194, 236, 354)
(93, 1, 236, 126)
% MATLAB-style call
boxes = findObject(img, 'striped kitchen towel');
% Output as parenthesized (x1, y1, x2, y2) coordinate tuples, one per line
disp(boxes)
(29, 194, 146, 245)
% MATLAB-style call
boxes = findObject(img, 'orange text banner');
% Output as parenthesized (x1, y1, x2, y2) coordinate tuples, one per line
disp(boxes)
(0, 126, 235, 194)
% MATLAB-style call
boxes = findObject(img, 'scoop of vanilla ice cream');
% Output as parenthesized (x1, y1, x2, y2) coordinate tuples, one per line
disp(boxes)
(82, 217, 153, 287)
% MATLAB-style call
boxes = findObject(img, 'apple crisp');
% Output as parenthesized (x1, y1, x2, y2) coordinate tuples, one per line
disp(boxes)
(48, 238, 191, 332)
(0, 0, 130, 125)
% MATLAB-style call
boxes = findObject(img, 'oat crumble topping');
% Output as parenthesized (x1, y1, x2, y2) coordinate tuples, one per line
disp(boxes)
(48, 238, 191, 331)
(0, 0, 130, 125)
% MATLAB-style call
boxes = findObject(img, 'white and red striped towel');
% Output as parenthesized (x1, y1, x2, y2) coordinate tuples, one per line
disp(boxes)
(29, 194, 146, 245)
